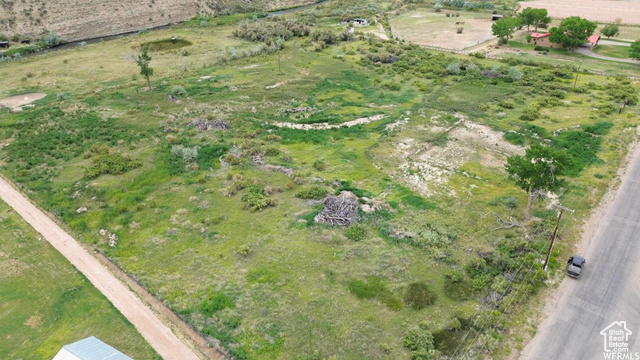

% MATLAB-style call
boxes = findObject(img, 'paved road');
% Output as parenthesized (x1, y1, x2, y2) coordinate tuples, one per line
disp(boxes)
(521, 145, 640, 359)
(0, 177, 202, 360)
(576, 41, 640, 64)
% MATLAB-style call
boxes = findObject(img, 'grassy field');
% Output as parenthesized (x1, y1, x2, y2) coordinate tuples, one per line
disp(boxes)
(0, 1, 638, 359)
(593, 44, 632, 59)
(0, 200, 158, 359)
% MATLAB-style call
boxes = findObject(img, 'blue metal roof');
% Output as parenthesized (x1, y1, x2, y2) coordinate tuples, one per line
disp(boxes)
(63, 336, 133, 360)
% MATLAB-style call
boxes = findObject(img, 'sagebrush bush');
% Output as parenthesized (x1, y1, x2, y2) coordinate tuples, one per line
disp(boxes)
(405, 282, 437, 309)
(171, 85, 187, 97)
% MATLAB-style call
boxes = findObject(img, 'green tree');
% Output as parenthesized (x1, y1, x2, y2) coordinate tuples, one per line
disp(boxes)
(549, 16, 597, 51)
(630, 39, 640, 60)
(519, 8, 536, 31)
(532, 8, 551, 32)
(607, 79, 638, 113)
(506, 144, 573, 221)
(600, 24, 620, 39)
(131, 46, 154, 90)
(492, 17, 521, 42)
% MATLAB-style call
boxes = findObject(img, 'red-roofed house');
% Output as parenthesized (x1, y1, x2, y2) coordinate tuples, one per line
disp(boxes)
(587, 35, 600, 49)
(530, 32, 562, 48)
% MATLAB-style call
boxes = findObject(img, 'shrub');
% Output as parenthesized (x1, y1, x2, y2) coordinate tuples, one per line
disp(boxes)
(313, 159, 327, 171)
(172, 145, 198, 162)
(233, 18, 310, 44)
(403, 324, 439, 359)
(171, 85, 187, 97)
(443, 271, 472, 301)
(434, 2, 443, 12)
(456, 27, 464, 34)
(43, 32, 66, 48)
(198, 144, 228, 169)
(199, 292, 235, 317)
(56, 92, 67, 101)
(295, 186, 328, 200)
(311, 29, 339, 45)
(264, 146, 280, 156)
(241, 185, 275, 211)
(345, 225, 367, 241)
(519, 106, 540, 121)
(85, 152, 142, 179)
(504, 132, 525, 145)
(405, 282, 437, 309)
(507, 66, 523, 81)
(526, 34, 532, 43)
(446, 62, 461, 75)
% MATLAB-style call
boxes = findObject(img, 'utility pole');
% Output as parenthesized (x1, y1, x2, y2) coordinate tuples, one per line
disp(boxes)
(543, 204, 575, 271)
(572, 61, 583, 92)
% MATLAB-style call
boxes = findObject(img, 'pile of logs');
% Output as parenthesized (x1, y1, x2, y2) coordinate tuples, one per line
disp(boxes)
(190, 119, 230, 131)
(314, 191, 359, 226)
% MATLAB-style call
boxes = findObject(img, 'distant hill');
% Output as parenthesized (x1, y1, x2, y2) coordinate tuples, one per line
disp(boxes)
(0, 0, 316, 42)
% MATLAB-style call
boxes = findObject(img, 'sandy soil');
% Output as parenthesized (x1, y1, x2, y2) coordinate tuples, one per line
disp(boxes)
(391, 114, 524, 196)
(271, 114, 386, 130)
(0, 93, 47, 112)
(523, 0, 640, 24)
(0, 176, 215, 360)
(390, 11, 496, 50)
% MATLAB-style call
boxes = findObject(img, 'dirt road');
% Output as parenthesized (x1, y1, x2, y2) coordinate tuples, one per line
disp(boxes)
(0, 176, 202, 360)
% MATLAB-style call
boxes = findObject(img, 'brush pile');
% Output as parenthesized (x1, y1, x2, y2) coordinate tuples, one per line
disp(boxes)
(314, 191, 359, 226)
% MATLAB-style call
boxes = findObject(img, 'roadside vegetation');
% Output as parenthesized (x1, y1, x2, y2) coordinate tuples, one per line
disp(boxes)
(0, 200, 158, 359)
(0, 0, 638, 359)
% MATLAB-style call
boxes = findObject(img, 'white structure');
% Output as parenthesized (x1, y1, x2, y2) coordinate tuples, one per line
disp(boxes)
(52, 337, 132, 360)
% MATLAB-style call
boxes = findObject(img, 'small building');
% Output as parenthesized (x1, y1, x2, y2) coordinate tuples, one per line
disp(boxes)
(52, 337, 132, 360)
(491, 14, 504, 21)
(587, 34, 600, 49)
(352, 18, 369, 26)
(530, 32, 562, 48)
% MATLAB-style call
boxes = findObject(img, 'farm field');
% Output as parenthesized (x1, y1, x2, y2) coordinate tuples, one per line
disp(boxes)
(0, 200, 158, 359)
(521, 0, 640, 24)
(1, 1, 639, 359)
(389, 10, 495, 50)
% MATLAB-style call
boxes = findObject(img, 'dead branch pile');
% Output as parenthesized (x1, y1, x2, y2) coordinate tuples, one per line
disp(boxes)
(253, 155, 294, 177)
(190, 119, 230, 131)
(314, 191, 359, 226)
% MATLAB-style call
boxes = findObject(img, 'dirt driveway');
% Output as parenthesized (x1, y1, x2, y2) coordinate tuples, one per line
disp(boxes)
(0, 176, 204, 360)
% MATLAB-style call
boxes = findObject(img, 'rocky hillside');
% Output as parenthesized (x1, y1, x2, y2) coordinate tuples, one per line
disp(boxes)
(0, 0, 316, 42)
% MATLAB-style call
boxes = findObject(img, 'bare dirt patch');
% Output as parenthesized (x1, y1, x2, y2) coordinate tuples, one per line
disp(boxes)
(271, 114, 386, 130)
(23, 314, 42, 329)
(390, 10, 495, 50)
(389, 114, 524, 196)
(523, 0, 640, 25)
(0, 93, 47, 112)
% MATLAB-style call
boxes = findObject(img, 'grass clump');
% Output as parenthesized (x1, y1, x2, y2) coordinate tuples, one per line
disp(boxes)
(344, 224, 367, 241)
(404, 282, 437, 310)
(197, 144, 229, 169)
(348, 276, 402, 310)
(295, 186, 328, 200)
(200, 292, 235, 317)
